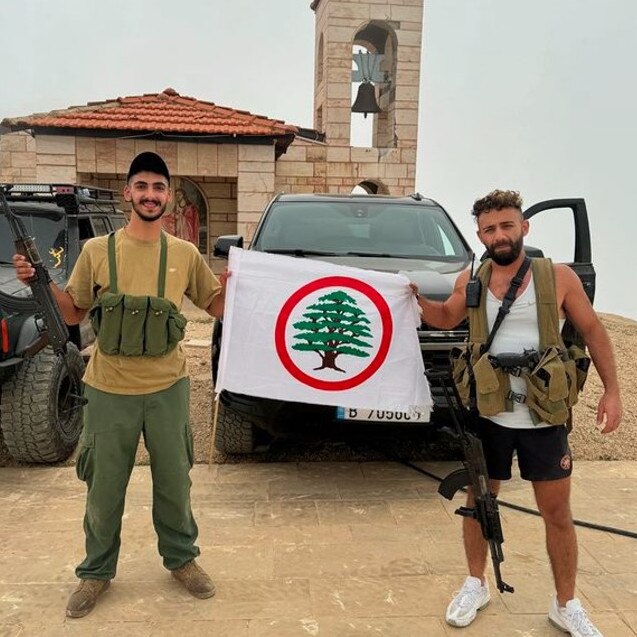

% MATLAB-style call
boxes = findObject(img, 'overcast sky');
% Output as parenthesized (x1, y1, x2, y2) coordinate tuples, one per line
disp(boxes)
(2, 0, 636, 318)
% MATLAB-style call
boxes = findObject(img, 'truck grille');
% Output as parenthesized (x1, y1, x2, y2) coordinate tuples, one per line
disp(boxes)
(418, 323, 468, 372)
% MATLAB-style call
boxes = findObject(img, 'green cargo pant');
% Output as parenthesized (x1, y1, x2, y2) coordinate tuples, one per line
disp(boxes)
(75, 378, 199, 580)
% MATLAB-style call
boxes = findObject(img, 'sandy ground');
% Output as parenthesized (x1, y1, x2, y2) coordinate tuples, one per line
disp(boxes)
(0, 311, 634, 467)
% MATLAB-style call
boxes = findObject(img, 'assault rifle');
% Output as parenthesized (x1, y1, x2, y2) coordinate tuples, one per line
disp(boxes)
(430, 368, 514, 594)
(0, 188, 70, 358)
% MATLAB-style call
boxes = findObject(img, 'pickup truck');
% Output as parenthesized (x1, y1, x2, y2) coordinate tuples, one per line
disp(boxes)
(211, 193, 594, 454)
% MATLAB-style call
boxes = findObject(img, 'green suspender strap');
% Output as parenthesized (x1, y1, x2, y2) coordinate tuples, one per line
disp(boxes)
(451, 258, 499, 413)
(107, 231, 119, 294)
(144, 231, 187, 356)
(90, 231, 186, 357)
(157, 231, 168, 297)
(532, 258, 562, 350)
(106, 230, 168, 296)
(523, 259, 590, 425)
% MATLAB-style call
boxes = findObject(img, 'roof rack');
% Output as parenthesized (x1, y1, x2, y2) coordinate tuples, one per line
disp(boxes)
(1, 183, 119, 208)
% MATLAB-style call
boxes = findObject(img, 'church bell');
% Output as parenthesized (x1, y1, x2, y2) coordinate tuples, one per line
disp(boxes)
(351, 81, 381, 118)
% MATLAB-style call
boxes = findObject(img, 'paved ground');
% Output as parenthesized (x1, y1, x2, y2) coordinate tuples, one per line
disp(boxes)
(1, 460, 636, 636)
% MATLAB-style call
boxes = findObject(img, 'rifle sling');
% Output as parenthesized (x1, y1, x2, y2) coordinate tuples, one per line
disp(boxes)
(481, 256, 532, 355)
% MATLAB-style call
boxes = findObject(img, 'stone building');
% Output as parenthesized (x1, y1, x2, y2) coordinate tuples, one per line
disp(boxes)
(1, 0, 423, 261)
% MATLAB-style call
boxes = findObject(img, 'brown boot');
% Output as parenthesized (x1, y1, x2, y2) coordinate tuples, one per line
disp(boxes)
(171, 560, 216, 599)
(66, 579, 110, 618)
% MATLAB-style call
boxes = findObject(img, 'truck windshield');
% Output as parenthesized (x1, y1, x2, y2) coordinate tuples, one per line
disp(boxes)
(253, 201, 468, 261)
(0, 208, 67, 270)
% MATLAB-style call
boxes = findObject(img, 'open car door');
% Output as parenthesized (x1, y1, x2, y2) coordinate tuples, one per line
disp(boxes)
(523, 198, 594, 347)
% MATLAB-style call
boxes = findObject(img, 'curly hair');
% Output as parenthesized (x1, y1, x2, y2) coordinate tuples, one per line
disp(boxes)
(472, 189, 523, 219)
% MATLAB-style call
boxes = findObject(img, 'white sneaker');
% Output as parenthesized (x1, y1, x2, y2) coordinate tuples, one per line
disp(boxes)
(445, 576, 491, 627)
(548, 596, 603, 636)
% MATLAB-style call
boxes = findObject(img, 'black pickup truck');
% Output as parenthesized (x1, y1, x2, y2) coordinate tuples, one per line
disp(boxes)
(211, 193, 595, 454)
(0, 184, 127, 463)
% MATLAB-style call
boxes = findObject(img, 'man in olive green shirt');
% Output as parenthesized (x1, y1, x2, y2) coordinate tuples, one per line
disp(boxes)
(13, 152, 227, 618)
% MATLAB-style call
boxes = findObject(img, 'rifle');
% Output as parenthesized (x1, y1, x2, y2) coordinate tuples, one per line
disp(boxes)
(430, 368, 514, 594)
(0, 187, 86, 406)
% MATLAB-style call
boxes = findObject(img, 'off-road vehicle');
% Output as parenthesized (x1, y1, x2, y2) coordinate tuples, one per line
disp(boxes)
(212, 193, 595, 454)
(0, 183, 127, 463)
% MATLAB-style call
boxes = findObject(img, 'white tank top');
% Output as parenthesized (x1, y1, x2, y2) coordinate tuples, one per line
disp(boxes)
(485, 274, 565, 429)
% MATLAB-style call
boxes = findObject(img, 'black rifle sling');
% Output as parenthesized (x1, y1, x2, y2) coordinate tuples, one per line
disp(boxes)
(481, 256, 532, 355)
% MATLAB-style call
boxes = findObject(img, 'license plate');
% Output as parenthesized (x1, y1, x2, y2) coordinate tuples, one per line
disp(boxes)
(336, 407, 430, 423)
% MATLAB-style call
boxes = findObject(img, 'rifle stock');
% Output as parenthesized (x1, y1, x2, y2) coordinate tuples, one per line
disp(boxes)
(431, 369, 514, 594)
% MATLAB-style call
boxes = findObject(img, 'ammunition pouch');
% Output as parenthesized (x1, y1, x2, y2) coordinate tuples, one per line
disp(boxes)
(452, 344, 591, 426)
(522, 345, 590, 425)
(450, 346, 472, 408)
(90, 293, 186, 357)
(458, 258, 592, 427)
(451, 344, 512, 416)
(89, 292, 124, 355)
(89, 231, 186, 357)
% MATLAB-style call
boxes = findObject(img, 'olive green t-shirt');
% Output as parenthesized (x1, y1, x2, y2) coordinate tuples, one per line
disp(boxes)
(66, 229, 221, 395)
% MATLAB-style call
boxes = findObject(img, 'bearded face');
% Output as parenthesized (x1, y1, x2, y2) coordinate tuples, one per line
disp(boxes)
(477, 207, 528, 266)
(131, 197, 169, 223)
(486, 233, 524, 265)
(124, 171, 171, 224)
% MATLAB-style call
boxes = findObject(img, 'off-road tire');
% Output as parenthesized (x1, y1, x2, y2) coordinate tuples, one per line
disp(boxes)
(0, 289, 38, 313)
(214, 401, 257, 454)
(0, 344, 85, 463)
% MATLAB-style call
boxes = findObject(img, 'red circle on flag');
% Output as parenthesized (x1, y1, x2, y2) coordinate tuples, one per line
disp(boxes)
(274, 276, 393, 391)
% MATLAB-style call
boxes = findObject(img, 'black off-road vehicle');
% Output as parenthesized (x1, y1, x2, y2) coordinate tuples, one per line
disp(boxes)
(0, 184, 127, 463)
(212, 193, 595, 454)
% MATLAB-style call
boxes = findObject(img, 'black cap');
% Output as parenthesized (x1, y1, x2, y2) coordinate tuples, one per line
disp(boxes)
(126, 152, 170, 183)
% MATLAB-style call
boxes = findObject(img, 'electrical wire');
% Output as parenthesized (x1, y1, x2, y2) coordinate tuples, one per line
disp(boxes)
(390, 452, 637, 540)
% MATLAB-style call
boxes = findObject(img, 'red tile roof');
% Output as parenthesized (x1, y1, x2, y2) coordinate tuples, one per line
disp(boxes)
(2, 88, 298, 138)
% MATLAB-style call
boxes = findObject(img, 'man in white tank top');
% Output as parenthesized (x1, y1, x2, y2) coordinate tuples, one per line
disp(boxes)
(414, 190, 622, 636)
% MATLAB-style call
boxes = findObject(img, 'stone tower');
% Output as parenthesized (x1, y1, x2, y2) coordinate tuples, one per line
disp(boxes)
(311, 0, 423, 162)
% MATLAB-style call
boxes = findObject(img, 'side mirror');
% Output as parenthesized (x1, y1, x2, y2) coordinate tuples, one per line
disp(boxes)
(214, 235, 244, 258)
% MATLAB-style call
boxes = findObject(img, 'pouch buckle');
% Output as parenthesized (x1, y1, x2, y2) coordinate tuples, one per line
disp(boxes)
(507, 390, 527, 404)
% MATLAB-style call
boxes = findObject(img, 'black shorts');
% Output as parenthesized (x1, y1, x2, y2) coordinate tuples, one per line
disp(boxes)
(471, 417, 573, 482)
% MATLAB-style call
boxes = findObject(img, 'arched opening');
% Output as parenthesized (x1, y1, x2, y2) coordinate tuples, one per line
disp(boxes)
(162, 177, 208, 254)
(350, 22, 398, 149)
(352, 179, 389, 195)
(350, 44, 374, 148)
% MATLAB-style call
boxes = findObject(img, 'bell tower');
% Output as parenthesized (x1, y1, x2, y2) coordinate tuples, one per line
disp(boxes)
(311, 0, 424, 151)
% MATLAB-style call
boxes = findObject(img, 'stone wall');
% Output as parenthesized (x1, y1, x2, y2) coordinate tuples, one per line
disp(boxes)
(236, 145, 276, 244)
(1, 132, 267, 262)
(0, 132, 37, 182)
(275, 138, 416, 195)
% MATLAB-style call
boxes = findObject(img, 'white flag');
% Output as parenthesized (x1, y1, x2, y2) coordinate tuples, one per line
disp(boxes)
(215, 247, 432, 413)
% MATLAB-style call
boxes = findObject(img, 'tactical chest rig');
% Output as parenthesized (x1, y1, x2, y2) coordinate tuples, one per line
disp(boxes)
(89, 232, 187, 357)
(451, 257, 590, 425)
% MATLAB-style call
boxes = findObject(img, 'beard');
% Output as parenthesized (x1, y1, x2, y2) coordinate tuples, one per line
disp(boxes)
(131, 199, 168, 223)
(487, 235, 524, 265)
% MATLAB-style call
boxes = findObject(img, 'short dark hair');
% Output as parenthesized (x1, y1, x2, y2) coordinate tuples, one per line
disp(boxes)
(126, 152, 170, 183)
(472, 189, 523, 219)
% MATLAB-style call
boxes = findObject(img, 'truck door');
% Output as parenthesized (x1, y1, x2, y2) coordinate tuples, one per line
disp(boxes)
(523, 198, 594, 346)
